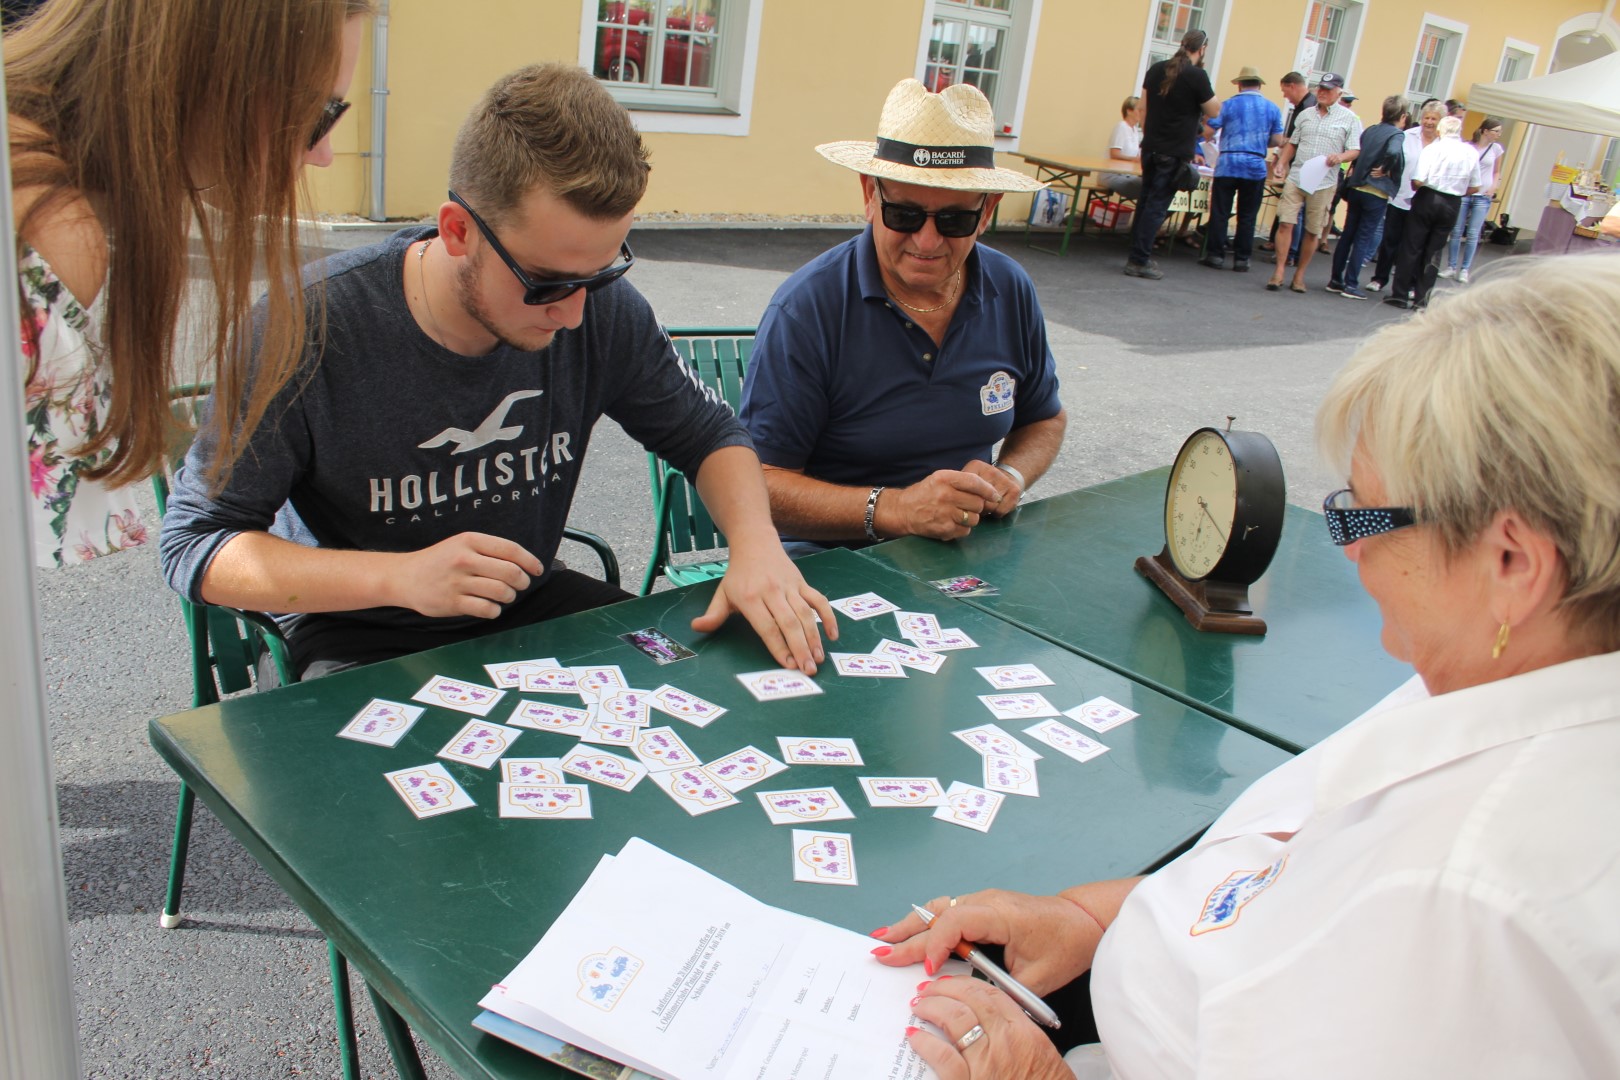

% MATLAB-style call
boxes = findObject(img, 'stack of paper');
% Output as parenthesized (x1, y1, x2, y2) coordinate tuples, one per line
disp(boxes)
(477, 838, 965, 1080)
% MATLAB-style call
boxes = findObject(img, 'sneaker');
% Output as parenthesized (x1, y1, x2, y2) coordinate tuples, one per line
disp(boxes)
(1232, 259, 1250, 273)
(1437, 266, 1457, 280)
(1382, 295, 1412, 310)
(1123, 260, 1164, 280)
(1198, 255, 1225, 270)
(1341, 285, 1369, 300)
(1458, 268, 1471, 285)
(1366, 279, 1384, 293)
(1324, 281, 1344, 294)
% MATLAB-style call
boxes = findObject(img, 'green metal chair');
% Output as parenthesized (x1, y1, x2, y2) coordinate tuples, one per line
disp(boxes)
(639, 327, 755, 595)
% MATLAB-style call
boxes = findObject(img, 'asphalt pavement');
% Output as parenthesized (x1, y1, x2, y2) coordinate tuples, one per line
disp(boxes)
(43, 218, 1511, 1077)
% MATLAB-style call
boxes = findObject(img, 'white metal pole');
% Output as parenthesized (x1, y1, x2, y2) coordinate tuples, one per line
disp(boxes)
(0, 82, 86, 1080)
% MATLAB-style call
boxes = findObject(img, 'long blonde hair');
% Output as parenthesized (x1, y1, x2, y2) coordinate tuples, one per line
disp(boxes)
(6, 0, 372, 489)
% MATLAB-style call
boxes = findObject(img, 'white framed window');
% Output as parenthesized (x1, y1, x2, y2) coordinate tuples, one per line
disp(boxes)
(580, 0, 764, 136)
(1496, 38, 1539, 82)
(915, 0, 1042, 139)
(1294, 0, 1367, 83)
(1407, 14, 1468, 106)
(1134, 0, 1230, 90)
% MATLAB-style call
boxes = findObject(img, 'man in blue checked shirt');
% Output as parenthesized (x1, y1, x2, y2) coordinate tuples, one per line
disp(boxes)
(1200, 66, 1284, 272)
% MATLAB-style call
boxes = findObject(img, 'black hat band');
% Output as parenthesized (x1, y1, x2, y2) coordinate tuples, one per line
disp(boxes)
(874, 137, 996, 171)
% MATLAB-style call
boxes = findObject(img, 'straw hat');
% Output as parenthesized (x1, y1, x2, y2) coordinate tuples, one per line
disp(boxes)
(1231, 65, 1266, 85)
(816, 79, 1044, 193)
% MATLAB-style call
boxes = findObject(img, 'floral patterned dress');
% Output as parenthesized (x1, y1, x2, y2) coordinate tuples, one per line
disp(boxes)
(21, 245, 148, 567)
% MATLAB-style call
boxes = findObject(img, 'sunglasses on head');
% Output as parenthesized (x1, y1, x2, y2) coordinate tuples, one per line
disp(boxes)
(874, 180, 988, 239)
(448, 190, 635, 306)
(308, 97, 351, 151)
(1322, 488, 1417, 546)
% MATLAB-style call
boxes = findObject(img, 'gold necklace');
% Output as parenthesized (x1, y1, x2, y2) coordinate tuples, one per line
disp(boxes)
(889, 269, 960, 315)
(417, 238, 446, 343)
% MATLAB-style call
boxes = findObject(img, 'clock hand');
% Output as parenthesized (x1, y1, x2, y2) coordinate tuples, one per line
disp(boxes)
(1196, 497, 1228, 545)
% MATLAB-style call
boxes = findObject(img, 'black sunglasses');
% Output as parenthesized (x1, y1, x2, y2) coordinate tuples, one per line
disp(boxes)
(1322, 488, 1417, 546)
(308, 97, 351, 151)
(874, 180, 988, 239)
(448, 190, 635, 306)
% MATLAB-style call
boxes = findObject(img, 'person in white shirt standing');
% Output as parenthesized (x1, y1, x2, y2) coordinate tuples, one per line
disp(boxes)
(1440, 117, 1505, 283)
(1386, 115, 1479, 310)
(1266, 72, 1360, 294)
(872, 254, 1620, 1080)
(1099, 96, 1143, 199)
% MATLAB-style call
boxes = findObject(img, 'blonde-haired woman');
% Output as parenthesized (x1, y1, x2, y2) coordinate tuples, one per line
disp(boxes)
(8, 0, 371, 566)
(874, 255, 1620, 1079)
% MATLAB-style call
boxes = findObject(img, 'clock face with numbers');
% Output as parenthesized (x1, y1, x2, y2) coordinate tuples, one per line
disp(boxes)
(1163, 428, 1286, 584)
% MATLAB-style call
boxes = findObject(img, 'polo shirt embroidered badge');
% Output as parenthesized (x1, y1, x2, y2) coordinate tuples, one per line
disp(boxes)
(1190, 855, 1287, 936)
(980, 371, 1016, 415)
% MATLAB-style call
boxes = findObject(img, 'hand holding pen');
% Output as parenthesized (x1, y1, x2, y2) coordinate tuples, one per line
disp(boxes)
(906, 904, 1061, 1028)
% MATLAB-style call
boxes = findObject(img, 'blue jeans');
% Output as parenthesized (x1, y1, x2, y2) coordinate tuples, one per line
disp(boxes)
(1330, 188, 1388, 287)
(1446, 194, 1492, 271)
(1206, 175, 1265, 261)
(1128, 153, 1185, 265)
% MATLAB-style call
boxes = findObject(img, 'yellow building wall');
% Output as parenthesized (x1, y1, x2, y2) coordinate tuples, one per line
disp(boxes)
(305, 0, 1596, 222)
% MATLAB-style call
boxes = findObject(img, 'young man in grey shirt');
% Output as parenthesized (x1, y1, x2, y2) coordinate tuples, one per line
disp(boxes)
(161, 64, 835, 679)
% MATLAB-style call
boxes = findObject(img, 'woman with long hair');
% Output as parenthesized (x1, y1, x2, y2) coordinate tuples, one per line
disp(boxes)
(8, 0, 371, 566)
(1440, 117, 1504, 284)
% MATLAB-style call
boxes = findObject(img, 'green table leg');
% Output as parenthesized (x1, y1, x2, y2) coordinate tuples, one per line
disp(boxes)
(367, 983, 429, 1080)
(158, 782, 195, 929)
(329, 944, 361, 1080)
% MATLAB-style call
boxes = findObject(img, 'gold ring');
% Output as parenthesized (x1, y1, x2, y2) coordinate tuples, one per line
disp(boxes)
(960, 510, 970, 527)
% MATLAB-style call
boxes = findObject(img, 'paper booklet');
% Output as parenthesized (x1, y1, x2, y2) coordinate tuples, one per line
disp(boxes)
(477, 838, 966, 1080)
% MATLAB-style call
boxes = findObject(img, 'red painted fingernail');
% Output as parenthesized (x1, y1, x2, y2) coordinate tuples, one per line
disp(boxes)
(909, 995, 920, 1007)
(936, 974, 953, 980)
(904, 1026, 921, 1037)
(916, 980, 932, 992)
(924, 957, 937, 976)
(870, 945, 892, 957)
(870, 927, 889, 938)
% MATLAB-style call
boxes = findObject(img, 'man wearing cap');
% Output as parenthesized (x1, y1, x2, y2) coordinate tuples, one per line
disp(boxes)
(738, 79, 1066, 554)
(1200, 66, 1284, 272)
(1125, 28, 1220, 280)
(1268, 72, 1361, 292)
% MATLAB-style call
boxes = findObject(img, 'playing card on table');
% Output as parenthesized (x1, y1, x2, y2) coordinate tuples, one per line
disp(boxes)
(650, 768, 739, 816)
(619, 627, 696, 665)
(756, 787, 855, 825)
(704, 745, 788, 792)
(830, 652, 908, 678)
(437, 719, 522, 769)
(338, 699, 423, 748)
(498, 783, 592, 819)
(934, 782, 1005, 832)
(501, 757, 567, 784)
(928, 575, 999, 598)
(582, 718, 638, 747)
(975, 663, 1055, 691)
(872, 638, 947, 674)
(507, 699, 592, 734)
(630, 726, 701, 772)
(595, 687, 655, 726)
(952, 723, 1043, 760)
(571, 665, 628, 701)
(982, 753, 1040, 797)
(828, 592, 900, 620)
(483, 657, 561, 690)
(411, 675, 506, 716)
(859, 776, 946, 808)
(384, 763, 475, 819)
(649, 684, 728, 727)
(560, 747, 648, 792)
(520, 663, 579, 694)
(777, 736, 863, 766)
(736, 668, 824, 702)
(907, 628, 979, 652)
(1065, 696, 1141, 733)
(978, 692, 1062, 721)
(1023, 719, 1111, 764)
(792, 829, 858, 886)
(894, 610, 943, 640)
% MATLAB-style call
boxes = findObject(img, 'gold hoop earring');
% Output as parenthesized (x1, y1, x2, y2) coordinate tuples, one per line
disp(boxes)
(1492, 622, 1510, 660)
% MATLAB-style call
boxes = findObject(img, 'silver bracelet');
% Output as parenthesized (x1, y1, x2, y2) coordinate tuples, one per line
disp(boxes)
(864, 486, 885, 541)
(994, 461, 1027, 496)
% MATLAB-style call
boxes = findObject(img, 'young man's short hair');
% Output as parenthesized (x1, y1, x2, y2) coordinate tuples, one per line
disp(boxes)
(1280, 71, 1306, 86)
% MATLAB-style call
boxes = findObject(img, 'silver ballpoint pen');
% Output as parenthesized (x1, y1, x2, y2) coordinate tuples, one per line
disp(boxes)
(911, 903, 1062, 1029)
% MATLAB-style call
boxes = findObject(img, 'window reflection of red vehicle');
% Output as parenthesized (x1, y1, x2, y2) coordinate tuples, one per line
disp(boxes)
(598, 3, 714, 87)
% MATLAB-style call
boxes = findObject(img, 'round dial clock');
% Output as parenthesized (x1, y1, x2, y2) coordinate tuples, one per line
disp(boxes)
(1164, 427, 1285, 584)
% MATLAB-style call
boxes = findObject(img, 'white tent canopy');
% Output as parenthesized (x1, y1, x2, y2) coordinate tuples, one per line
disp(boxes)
(1468, 50, 1620, 138)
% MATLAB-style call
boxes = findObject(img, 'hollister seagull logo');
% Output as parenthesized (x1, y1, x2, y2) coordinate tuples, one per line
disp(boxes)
(417, 389, 542, 454)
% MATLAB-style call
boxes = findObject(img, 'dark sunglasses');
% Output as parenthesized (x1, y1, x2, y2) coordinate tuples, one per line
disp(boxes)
(308, 97, 351, 151)
(874, 180, 987, 238)
(1322, 488, 1417, 546)
(448, 190, 635, 306)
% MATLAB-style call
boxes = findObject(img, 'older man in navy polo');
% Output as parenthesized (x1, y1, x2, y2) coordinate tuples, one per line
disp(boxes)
(739, 79, 1067, 555)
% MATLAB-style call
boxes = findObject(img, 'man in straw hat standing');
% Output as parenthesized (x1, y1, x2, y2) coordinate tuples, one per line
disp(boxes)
(1125, 28, 1220, 280)
(739, 79, 1066, 555)
(1200, 66, 1284, 272)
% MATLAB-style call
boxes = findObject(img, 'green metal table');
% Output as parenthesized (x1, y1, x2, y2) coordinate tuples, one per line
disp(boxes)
(860, 471, 1412, 753)
(150, 548, 1288, 1078)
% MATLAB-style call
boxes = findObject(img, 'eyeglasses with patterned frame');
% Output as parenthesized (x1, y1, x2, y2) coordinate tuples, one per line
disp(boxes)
(447, 190, 636, 306)
(1322, 487, 1417, 546)
(308, 98, 351, 151)
(874, 180, 989, 238)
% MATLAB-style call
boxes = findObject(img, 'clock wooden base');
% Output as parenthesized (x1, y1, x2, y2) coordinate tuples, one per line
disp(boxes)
(1135, 550, 1268, 636)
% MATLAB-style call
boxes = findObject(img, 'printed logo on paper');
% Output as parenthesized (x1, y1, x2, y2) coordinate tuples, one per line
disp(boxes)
(797, 834, 855, 881)
(979, 371, 1015, 415)
(390, 769, 457, 813)
(1190, 856, 1288, 936)
(576, 947, 643, 1011)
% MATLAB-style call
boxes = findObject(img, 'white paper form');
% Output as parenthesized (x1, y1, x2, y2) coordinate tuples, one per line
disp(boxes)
(480, 838, 965, 1080)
